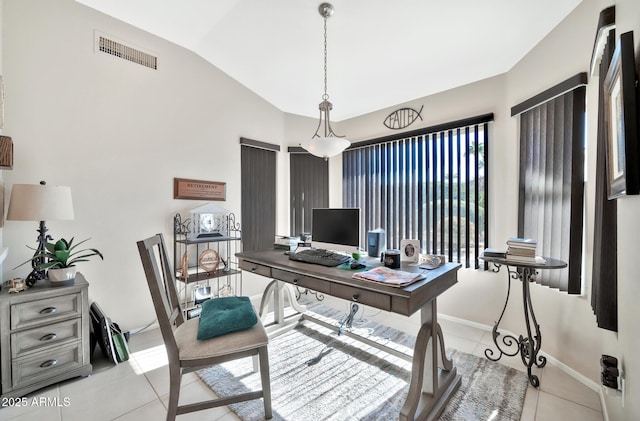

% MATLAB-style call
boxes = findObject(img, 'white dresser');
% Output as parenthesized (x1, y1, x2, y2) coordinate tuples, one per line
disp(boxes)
(0, 273, 92, 399)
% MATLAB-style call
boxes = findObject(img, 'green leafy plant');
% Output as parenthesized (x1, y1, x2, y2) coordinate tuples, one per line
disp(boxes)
(16, 237, 104, 270)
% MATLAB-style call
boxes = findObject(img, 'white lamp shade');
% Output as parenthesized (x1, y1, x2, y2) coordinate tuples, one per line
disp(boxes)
(300, 136, 350, 159)
(7, 183, 74, 221)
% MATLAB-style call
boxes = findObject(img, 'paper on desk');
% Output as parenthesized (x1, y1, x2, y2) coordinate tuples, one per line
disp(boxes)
(352, 266, 425, 287)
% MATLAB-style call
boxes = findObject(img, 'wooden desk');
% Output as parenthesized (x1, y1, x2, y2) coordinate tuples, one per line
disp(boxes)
(237, 249, 461, 421)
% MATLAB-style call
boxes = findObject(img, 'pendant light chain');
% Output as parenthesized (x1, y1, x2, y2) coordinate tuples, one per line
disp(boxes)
(323, 16, 329, 101)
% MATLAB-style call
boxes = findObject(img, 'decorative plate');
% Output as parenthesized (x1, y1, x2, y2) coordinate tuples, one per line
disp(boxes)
(198, 249, 220, 272)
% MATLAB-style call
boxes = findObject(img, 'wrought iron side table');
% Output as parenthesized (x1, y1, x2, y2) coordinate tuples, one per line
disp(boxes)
(480, 254, 567, 387)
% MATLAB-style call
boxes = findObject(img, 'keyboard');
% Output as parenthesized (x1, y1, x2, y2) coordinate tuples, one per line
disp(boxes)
(288, 248, 351, 267)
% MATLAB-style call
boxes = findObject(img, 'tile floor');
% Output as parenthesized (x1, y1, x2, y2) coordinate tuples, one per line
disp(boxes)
(1, 296, 604, 421)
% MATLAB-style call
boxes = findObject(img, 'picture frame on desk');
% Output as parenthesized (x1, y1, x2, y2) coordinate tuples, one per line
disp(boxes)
(400, 239, 420, 262)
(604, 31, 640, 199)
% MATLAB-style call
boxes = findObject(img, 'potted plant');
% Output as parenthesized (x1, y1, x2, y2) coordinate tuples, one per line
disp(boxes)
(17, 237, 103, 286)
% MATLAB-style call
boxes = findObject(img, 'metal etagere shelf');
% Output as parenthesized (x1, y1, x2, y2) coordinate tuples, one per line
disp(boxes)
(173, 207, 242, 318)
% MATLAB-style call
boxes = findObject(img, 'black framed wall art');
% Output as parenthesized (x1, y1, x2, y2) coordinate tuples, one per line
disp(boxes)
(604, 31, 640, 199)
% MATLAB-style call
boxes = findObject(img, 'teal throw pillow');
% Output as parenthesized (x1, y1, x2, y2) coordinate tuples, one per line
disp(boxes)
(197, 296, 258, 340)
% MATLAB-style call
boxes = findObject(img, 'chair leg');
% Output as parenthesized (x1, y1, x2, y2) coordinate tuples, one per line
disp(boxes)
(166, 364, 182, 421)
(259, 346, 273, 419)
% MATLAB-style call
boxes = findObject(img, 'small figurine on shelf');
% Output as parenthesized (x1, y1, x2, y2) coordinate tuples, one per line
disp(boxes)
(7, 278, 27, 293)
(221, 256, 230, 272)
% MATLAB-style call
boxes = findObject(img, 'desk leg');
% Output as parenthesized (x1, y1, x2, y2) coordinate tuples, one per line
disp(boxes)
(400, 299, 461, 421)
(259, 280, 307, 336)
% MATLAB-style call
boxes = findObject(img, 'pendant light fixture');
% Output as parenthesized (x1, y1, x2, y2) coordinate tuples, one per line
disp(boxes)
(300, 3, 350, 160)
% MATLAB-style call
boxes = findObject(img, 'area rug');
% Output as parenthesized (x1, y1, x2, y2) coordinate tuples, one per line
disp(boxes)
(197, 303, 528, 420)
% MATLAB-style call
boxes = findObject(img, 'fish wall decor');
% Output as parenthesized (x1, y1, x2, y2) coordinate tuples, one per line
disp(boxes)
(383, 105, 424, 130)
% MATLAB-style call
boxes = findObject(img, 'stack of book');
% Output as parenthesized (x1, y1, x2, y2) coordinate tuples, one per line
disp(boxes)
(273, 236, 298, 250)
(482, 248, 507, 258)
(506, 237, 538, 263)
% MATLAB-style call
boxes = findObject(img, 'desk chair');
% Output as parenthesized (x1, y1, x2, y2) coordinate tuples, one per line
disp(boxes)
(137, 233, 272, 420)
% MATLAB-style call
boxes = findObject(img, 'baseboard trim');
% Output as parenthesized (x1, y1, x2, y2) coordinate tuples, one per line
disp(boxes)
(437, 313, 602, 392)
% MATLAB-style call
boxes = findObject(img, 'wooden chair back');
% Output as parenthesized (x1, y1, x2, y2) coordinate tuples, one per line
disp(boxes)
(137, 233, 184, 362)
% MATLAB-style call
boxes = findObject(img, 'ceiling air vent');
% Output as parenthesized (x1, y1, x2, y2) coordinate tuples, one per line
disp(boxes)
(95, 32, 157, 70)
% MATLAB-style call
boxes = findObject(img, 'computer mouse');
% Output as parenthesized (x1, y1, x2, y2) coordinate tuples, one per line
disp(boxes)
(350, 261, 365, 270)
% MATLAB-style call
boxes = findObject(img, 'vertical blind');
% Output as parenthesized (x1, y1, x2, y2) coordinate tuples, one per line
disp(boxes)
(514, 77, 586, 293)
(591, 10, 617, 331)
(240, 139, 278, 252)
(289, 151, 329, 236)
(342, 115, 491, 268)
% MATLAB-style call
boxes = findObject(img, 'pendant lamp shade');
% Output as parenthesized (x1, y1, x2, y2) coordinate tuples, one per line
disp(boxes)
(301, 136, 350, 159)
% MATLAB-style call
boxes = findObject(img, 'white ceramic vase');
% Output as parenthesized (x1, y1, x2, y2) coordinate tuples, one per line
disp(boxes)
(47, 266, 77, 286)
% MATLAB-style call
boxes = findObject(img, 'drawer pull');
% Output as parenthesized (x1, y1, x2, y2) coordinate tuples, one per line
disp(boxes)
(352, 294, 359, 302)
(40, 307, 57, 314)
(40, 333, 57, 341)
(293, 279, 299, 285)
(251, 266, 257, 272)
(40, 359, 58, 368)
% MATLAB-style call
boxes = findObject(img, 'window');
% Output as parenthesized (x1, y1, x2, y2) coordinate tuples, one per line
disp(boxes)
(343, 115, 492, 268)
(289, 150, 329, 236)
(241, 138, 279, 252)
(512, 74, 587, 293)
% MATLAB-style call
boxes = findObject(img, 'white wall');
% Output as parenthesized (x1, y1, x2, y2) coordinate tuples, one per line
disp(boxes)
(3, 0, 639, 418)
(1, 0, 286, 329)
(335, 0, 606, 382)
(509, 1, 640, 418)
(504, 0, 609, 384)
(334, 1, 639, 418)
(608, 0, 640, 419)
(0, 0, 5, 255)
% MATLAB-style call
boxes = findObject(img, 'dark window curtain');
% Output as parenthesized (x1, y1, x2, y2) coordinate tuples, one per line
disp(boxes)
(241, 139, 278, 251)
(342, 114, 491, 268)
(591, 23, 617, 331)
(289, 150, 329, 236)
(515, 76, 586, 293)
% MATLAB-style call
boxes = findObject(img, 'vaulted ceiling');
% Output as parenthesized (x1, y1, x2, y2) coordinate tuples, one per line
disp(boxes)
(76, 0, 582, 120)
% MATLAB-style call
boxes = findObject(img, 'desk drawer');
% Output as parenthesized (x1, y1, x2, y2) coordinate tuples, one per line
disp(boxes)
(11, 318, 82, 358)
(272, 269, 331, 294)
(239, 260, 272, 278)
(12, 342, 82, 389)
(331, 283, 391, 311)
(11, 294, 81, 330)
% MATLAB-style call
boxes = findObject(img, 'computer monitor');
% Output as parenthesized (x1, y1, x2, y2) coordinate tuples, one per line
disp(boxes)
(311, 208, 360, 253)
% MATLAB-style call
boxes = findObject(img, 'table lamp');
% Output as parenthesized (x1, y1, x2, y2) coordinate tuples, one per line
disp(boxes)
(7, 181, 74, 286)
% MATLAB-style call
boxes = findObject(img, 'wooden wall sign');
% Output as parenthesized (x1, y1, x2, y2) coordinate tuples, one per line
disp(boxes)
(173, 178, 226, 201)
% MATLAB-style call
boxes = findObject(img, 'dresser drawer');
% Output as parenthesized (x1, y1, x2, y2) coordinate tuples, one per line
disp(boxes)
(331, 283, 391, 311)
(11, 293, 81, 330)
(12, 342, 83, 389)
(11, 318, 82, 358)
(239, 260, 272, 278)
(272, 268, 331, 294)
